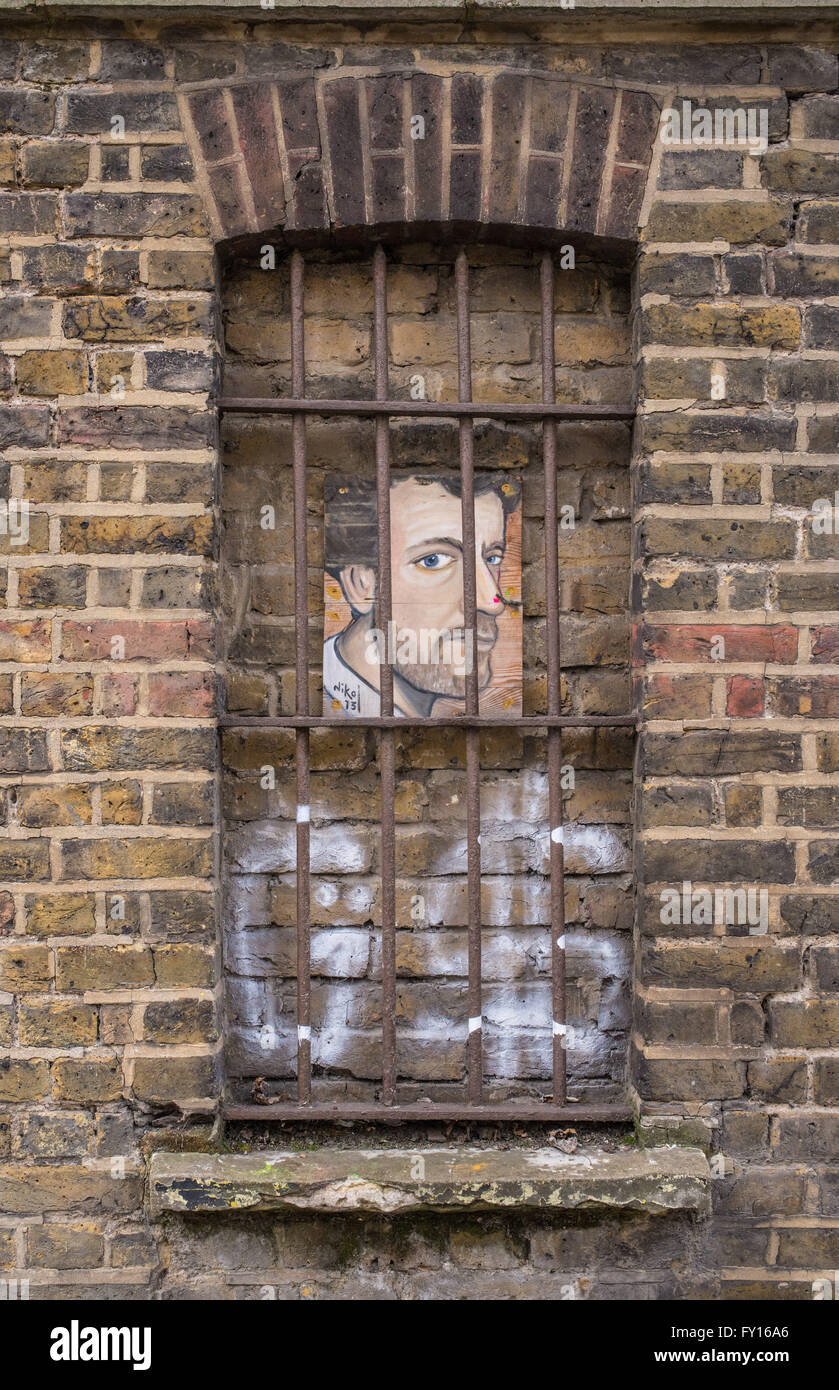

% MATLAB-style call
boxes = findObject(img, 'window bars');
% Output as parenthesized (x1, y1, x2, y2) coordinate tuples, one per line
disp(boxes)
(219, 244, 636, 1123)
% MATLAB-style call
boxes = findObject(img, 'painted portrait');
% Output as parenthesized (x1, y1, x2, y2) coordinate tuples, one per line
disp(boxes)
(323, 472, 522, 718)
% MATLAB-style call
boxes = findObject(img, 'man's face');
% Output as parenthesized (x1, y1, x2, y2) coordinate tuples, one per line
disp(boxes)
(387, 477, 507, 699)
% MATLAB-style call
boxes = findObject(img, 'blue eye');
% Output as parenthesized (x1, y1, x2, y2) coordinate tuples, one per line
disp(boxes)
(413, 552, 455, 573)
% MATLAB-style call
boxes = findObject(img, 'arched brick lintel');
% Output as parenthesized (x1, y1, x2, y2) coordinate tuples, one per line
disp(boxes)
(180, 71, 660, 248)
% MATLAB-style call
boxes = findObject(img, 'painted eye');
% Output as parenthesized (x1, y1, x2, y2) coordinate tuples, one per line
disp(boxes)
(486, 552, 503, 568)
(416, 553, 453, 571)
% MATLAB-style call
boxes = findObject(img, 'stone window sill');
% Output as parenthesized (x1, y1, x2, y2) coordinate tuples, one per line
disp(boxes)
(149, 1145, 710, 1218)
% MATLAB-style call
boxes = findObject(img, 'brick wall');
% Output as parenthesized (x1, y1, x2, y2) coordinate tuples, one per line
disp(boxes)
(1, 11, 838, 1298)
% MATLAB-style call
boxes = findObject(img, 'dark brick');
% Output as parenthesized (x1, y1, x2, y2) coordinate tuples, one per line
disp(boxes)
(21, 42, 88, 82)
(808, 839, 839, 884)
(451, 73, 482, 144)
(410, 73, 444, 223)
(234, 86, 286, 230)
(804, 304, 839, 350)
(781, 895, 839, 936)
(141, 146, 194, 182)
(643, 839, 796, 884)
(97, 41, 166, 81)
(22, 142, 90, 189)
(63, 193, 209, 238)
(778, 787, 839, 827)
(771, 999, 839, 1046)
(747, 1057, 807, 1103)
(66, 91, 179, 136)
(100, 146, 130, 182)
(0, 406, 50, 448)
(20, 245, 91, 292)
(323, 79, 365, 225)
(765, 46, 839, 91)
(566, 88, 614, 234)
(488, 73, 527, 226)
(59, 406, 214, 451)
(773, 253, 839, 297)
(769, 359, 839, 402)
(640, 412, 794, 454)
(145, 351, 214, 392)
(0, 89, 54, 136)
(643, 730, 801, 776)
(0, 193, 57, 235)
(99, 250, 141, 292)
(642, 517, 796, 563)
(0, 730, 49, 774)
(798, 200, 839, 243)
(659, 149, 744, 190)
(604, 47, 761, 84)
(724, 252, 764, 296)
(0, 298, 53, 340)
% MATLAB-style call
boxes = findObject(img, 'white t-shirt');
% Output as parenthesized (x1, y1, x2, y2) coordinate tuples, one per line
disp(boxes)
(323, 634, 401, 716)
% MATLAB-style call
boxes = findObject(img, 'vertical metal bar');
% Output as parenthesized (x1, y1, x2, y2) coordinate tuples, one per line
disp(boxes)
(291, 249, 312, 1103)
(374, 245, 397, 1106)
(455, 250, 482, 1106)
(541, 251, 567, 1106)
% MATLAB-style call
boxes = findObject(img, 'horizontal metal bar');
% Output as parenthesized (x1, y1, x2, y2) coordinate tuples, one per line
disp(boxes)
(224, 1102, 632, 1124)
(220, 715, 637, 729)
(218, 396, 634, 421)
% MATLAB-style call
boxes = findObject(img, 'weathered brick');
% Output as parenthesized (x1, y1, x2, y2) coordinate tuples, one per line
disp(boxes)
(22, 141, 90, 188)
(15, 784, 92, 828)
(27, 1223, 105, 1269)
(643, 942, 800, 991)
(25, 893, 96, 937)
(52, 1056, 122, 1103)
(15, 350, 87, 397)
(770, 999, 839, 1046)
(0, 1163, 142, 1215)
(20, 999, 97, 1047)
(64, 296, 211, 342)
(131, 1052, 216, 1102)
(61, 726, 214, 772)
(642, 518, 796, 563)
(21, 674, 93, 718)
(645, 199, 790, 245)
(18, 565, 87, 609)
(61, 405, 214, 450)
(142, 998, 216, 1043)
(642, 302, 799, 350)
(61, 836, 212, 881)
(55, 945, 153, 992)
(0, 1059, 50, 1102)
(637, 1055, 746, 1101)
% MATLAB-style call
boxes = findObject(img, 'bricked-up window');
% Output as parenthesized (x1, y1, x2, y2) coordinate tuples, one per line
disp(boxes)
(219, 242, 635, 1122)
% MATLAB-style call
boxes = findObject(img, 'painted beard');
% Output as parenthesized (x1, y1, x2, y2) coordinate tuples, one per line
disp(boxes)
(391, 615, 498, 700)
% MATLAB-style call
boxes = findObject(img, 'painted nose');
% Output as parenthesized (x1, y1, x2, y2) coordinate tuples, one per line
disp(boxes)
(475, 553, 502, 613)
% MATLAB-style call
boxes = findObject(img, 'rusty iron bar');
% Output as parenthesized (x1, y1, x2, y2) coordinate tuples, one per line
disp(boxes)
(374, 245, 398, 1106)
(218, 397, 634, 421)
(290, 249, 311, 1104)
(542, 255, 567, 1106)
(225, 1102, 632, 1123)
(455, 249, 483, 1107)
(541, 252, 567, 1107)
(220, 714, 637, 729)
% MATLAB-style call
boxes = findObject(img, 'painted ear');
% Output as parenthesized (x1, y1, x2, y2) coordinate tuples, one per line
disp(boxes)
(338, 564, 377, 614)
